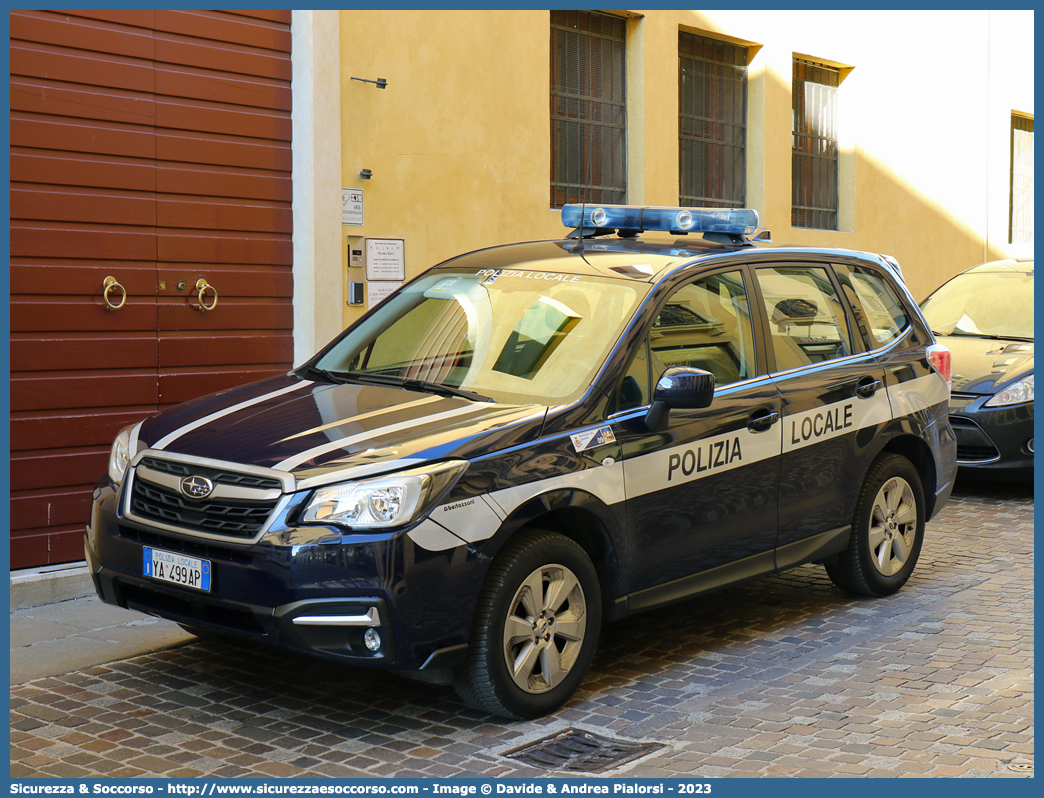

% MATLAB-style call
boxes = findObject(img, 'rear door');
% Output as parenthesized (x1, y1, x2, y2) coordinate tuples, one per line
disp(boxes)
(750, 263, 889, 566)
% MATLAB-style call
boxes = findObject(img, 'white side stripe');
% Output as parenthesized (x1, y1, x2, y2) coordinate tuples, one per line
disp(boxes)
(886, 373, 949, 417)
(153, 381, 313, 450)
(274, 403, 495, 472)
(782, 391, 891, 453)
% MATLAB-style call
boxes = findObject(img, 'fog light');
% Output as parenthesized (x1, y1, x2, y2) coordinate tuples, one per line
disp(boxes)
(1028, 438, 1034, 454)
(363, 628, 381, 652)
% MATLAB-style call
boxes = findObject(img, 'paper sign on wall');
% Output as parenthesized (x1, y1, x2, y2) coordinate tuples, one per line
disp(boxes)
(368, 281, 402, 308)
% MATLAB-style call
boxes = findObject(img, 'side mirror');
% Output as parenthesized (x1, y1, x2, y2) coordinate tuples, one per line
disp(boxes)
(645, 367, 715, 432)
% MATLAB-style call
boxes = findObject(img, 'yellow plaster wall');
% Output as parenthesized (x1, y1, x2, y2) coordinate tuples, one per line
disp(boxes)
(338, 9, 1033, 329)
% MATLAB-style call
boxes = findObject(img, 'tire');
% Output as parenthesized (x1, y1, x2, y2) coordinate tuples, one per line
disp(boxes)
(826, 453, 926, 597)
(453, 530, 602, 719)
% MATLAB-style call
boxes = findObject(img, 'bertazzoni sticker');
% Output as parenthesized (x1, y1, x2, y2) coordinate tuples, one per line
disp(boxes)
(570, 425, 617, 453)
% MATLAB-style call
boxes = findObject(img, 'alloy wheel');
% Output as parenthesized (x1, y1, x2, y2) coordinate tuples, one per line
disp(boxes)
(502, 564, 587, 694)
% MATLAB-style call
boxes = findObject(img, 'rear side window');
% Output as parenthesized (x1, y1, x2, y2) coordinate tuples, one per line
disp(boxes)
(754, 265, 852, 371)
(835, 264, 910, 348)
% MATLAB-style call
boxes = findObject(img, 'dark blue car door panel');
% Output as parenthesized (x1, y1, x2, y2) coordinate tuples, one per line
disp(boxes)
(616, 377, 782, 595)
(772, 356, 890, 547)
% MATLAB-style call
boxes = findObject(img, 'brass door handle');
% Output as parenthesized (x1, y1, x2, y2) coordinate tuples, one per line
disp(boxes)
(102, 276, 127, 311)
(195, 279, 218, 312)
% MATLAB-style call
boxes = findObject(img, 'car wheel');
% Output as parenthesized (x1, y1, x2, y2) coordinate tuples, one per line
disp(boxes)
(826, 453, 925, 597)
(453, 530, 601, 719)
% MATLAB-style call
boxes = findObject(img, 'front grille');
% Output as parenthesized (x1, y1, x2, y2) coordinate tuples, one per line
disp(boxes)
(956, 445, 1001, 463)
(139, 457, 282, 491)
(131, 459, 282, 539)
(950, 417, 1000, 463)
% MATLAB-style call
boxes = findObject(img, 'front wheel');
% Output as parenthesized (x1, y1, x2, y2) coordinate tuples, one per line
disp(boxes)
(453, 530, 601, 719)
(826, 453, 925, 597)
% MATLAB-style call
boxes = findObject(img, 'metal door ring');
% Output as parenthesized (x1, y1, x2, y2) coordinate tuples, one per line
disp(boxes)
(195, 279, 218, 312)
(103, 276, 127, 311)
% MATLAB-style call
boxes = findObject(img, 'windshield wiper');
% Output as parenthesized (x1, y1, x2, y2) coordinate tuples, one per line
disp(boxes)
(401, 378, 495, 403)
(297, 364, 347, 383)
(335, 372, 496, 403)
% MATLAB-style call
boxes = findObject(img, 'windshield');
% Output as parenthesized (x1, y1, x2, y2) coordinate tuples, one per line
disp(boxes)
(920, 271, 1034, 340)
(315, 269, 650, 405)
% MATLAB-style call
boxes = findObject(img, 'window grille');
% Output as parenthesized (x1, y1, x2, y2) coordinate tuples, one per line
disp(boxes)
(550, 10, 626, 208)
(792, 59, 839, 230)
(679, 32, 748, 209)
(1010, 114, 1034, 244)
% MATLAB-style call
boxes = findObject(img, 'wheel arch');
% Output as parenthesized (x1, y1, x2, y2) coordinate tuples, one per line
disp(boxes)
(881, 433, 940, 520)
(479, 489, 623, 617)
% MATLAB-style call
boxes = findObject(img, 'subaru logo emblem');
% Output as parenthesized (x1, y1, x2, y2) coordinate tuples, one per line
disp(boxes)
(180, 475, 214, 499)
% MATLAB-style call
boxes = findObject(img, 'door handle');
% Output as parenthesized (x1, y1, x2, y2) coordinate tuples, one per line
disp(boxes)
(195, 278, 218, 312)
(102, 276, 127, 311)
(747, 410, 779, 432)
(856, 378, 882, 398)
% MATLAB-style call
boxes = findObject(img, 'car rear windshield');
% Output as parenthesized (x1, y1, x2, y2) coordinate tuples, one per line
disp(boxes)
(921, 271, 1034, 340)
(316, 270, 651, 405)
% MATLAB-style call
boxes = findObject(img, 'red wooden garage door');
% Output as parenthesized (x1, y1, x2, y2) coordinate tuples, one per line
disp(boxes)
(10, 10, 294, 569)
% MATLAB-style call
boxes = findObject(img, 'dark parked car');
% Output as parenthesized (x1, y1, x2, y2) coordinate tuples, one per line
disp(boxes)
(920, 259, 1033, 477)
(87, 204, 957, 718)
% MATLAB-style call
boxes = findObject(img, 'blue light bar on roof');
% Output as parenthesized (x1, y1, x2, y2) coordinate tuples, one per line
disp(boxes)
(561, 204, 759, 236)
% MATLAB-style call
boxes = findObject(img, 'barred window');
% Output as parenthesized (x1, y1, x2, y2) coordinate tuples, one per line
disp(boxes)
(679, 32, 747, 209)
(550, 10, 626, 208)
(792, 59, 839, 230)
(1010, 114, 1034, 244)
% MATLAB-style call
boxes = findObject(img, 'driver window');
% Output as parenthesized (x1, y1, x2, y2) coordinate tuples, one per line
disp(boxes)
(613, 269, 756, 412)
(649, 270, 756, 388)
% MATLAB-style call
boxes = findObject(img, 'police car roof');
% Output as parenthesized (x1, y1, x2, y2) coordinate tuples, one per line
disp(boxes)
(435, 236, 903, 284)
(434, 237, 743, 282)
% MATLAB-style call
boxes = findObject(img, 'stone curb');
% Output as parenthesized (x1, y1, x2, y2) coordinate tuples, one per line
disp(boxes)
(10, 562, 95, 610)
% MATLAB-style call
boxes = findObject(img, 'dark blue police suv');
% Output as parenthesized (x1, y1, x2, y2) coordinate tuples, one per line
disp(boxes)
(86, 205, 957, 719)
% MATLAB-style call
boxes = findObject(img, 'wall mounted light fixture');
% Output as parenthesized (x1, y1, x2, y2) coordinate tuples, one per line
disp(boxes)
(351, 77, 387, 89)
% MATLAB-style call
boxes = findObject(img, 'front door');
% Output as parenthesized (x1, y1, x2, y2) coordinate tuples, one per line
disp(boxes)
(613, 267, 782, 609)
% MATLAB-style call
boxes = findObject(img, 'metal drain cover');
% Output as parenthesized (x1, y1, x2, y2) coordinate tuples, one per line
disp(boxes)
(504, 728, 663, 773)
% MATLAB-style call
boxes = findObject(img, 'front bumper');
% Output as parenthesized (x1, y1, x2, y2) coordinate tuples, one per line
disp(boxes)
(949, 395, 1034, 476)
(85, 480, 482, 674)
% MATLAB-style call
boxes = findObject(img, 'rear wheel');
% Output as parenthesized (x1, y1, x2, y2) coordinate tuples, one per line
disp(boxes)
(826, 453, 925, 597)
(453, 530, 601, 719)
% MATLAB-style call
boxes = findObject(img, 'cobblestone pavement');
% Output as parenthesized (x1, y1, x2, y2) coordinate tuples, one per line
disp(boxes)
(11, 478, 1033, 779)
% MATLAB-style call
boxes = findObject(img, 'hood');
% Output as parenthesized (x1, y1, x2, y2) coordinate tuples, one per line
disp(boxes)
(137, 374, 547, 482)
(940, 336, 1034, 394)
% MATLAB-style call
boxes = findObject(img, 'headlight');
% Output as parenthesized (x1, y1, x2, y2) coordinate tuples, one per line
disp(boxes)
(984, 373, 1034, 407)
(300, 460, 469, 530)
(108, 423, 140, 485)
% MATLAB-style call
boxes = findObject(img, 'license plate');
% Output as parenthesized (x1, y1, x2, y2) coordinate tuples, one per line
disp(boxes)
(143, 547, 211, 592)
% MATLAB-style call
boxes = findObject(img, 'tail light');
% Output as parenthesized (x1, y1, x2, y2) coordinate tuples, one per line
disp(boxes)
(927, 344, 951, 388)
